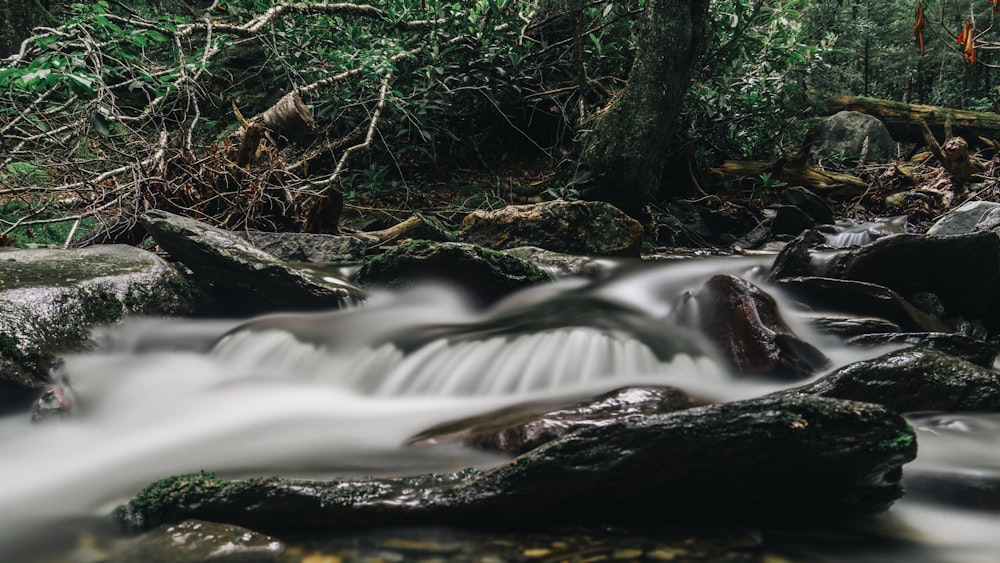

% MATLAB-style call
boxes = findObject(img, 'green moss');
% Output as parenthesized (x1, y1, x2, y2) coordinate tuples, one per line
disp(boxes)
(126, 471, 226, 517)
(879, 423, 917, 453)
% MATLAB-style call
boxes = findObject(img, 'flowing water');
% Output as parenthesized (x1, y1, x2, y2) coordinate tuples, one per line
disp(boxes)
(2, 255, 1000, 562)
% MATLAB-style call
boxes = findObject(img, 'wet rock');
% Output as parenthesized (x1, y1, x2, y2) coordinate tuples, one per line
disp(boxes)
(771, 205, 815, 236)
(926, 200, 1000, 236)
(109, 519, 285, 563)
(846, 333, 998, 368)
(803, 314, 901, 337)
(503, 246, 608, 278)
(141, 210, 365, 313)
(766, 229, 828, 280)
(770, 232, 999, 320)
(356, 240, 549, 305)
(685, 274, 829, 379)
(407, 386, 696, 455)
(788, 347, 1000, 412)
(778, 186, 834, 225)
(238, 231, 367, 263)
(459, 201, 643, 257)
(0, 245, 194, 403)
(115, 395, 915, 532)
(773, 277, 947, 333)
(813, 110, 896, 164)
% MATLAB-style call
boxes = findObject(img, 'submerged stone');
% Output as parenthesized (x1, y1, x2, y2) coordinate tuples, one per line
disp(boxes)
(787, 346, 1000, 412)
(108, 519, 285, 563)
(460, 200, 644, 257)
(356, 240, 549, 304)
(407, 386, 697, 455)
(116, 395, 915, 532)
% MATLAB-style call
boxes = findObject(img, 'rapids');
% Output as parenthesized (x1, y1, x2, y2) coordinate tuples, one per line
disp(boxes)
(2, 255, 999, 562)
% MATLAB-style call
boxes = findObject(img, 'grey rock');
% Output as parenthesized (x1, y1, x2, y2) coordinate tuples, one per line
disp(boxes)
(927, 200, 1000, 236)
(0, 245, 194, 395)
(141, 211, 365, 313)
(778, 187, 834, 225)
(813, 111, 896, 164)
(846, 333, 998, 368)
(239, 231, 367, 263)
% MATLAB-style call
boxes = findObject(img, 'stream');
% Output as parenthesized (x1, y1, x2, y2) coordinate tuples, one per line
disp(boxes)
(3, 255, 1000, 562)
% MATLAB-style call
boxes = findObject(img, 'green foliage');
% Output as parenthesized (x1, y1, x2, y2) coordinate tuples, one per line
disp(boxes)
(684, 0, 829, 160)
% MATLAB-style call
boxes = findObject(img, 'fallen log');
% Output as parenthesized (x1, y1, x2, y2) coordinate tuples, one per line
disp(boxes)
(826, 96, 1000, 144)
(708, 158, 868, 199)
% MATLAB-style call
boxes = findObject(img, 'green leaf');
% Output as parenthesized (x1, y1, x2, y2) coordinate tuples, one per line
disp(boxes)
(89, 112, 111, 137)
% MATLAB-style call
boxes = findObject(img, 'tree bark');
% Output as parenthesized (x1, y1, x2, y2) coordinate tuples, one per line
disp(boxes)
(578, 0, 709, 217)
(827, 96, 1000, 144)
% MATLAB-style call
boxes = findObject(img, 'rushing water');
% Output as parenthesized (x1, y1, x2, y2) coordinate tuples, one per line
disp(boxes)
(3, 255, 1000, 562)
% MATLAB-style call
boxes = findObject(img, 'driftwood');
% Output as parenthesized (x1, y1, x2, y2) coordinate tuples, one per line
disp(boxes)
(708, 157, 868, 199)
(827, 96, 1000, 144)
(916, 120, 985, 182)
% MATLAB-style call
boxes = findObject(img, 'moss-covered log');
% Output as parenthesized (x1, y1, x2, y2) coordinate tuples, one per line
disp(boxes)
(708, 158, 868, 199)
(826, 96, 1000, 144)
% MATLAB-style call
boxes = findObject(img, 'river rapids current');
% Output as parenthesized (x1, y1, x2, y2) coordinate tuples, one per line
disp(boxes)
(2, 255, 1000, 562)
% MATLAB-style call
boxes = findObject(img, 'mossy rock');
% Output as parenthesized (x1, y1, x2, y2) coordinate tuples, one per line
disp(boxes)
(460, 201, 644, 257)
(116, 395, 914, 532)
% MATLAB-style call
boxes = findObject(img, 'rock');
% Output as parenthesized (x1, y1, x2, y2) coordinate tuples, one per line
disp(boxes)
(115, 395, 915, 532)
(459, 201, 643, 257)
(109, 519, 285, 563)
(502, 246, 608, 278)
(407, 386, 696, 455)
(771, 232, 999, 321)
(0, 245, 194, 403)
(778, 187, 834, 225)
(846, 333, 998, 368)
(771, 205, 815, 236)
(926, 200, 1000, 236)
(813, 111, 896, 164)
(772, 277, 947, 333)
(356, 240, 549, 304)
(141, 210, 365, 313)
(683, 274, 829, 379)
(803, 314, 901, 337)
(787, 347, 1000, 412)
(238, 231, 367, 263)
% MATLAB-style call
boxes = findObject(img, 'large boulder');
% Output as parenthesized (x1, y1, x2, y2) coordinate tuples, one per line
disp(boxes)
(141, 211, 365, 313)
(926, 200, 1000, 237)
(460, 201, 643, 257)
(407, 386, 696, 455)
(813, 111, 896, 164)
(238, 231, 367, 263)
(115, 395, 915, 532)
(787, 347, 1000, 412)
(0, 245, 194, 406)
(770, 231, 1000, 320)
(356, 240, 549, 304)
(680, 274, 829, 379)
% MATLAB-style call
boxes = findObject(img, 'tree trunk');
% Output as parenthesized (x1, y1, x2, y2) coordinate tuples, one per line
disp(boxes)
(0, 0, 57, 56)
(578, 0, 709, 217)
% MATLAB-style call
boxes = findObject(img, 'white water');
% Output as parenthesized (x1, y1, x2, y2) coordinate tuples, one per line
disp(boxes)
(2, 256, 998, 561)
